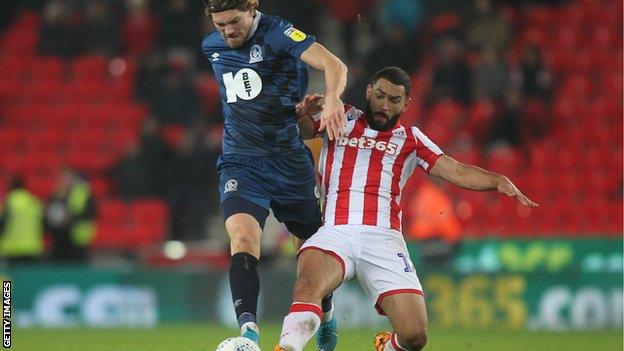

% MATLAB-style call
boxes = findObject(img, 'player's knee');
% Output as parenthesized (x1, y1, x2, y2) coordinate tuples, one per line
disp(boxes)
(399, 329, 427, 351)
(230, 232, 260, 253)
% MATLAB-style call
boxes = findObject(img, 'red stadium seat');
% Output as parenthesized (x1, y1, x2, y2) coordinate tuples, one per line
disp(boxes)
(27, 57, 65, 82)
(71, 55, 110, 82)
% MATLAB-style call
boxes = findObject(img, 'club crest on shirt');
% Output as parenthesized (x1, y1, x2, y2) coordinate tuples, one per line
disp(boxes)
(284, 27, 307, 42)
(249, 44, 263, 64)
(224, 179, 238, 193)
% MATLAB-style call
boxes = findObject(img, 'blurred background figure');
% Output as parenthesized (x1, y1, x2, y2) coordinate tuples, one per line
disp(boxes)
(45, 167, 96, 263)
(81, 0, 120, 56)
(406, 178, 461, 271)
(0, 178, 44, 265)
(38, 0, 79, 57)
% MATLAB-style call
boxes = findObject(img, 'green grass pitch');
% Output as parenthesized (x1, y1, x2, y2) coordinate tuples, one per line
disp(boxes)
(16, 324, 622, 351)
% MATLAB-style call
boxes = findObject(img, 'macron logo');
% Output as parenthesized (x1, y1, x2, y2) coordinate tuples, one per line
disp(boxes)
(211, 52, 220, 61)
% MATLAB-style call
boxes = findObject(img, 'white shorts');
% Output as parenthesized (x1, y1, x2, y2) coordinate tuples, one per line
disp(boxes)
(299, 224, 423, 315)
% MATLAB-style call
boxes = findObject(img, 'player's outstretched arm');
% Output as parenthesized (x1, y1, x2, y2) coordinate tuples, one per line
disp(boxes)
(430, 155, 539, 208)
(300, 43, 348, 141)
(296, 94, 324, 140)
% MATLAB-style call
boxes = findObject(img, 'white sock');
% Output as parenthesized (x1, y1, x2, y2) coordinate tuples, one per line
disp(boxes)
(278, 302, 322, 351)
(239, 321, 258, 335)
(322, 303, 334, 322)
(384, 332, 407, 351)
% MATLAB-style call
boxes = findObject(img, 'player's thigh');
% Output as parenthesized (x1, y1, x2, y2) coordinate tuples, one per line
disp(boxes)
(379, 292, 428, 340)
(294, 248, 344, 302)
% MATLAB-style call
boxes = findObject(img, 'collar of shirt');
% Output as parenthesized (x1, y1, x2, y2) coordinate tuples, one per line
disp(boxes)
(245, 10, 262, 42)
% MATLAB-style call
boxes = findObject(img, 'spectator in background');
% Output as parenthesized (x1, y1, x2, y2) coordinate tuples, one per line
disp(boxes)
(38, 0, 80, 57)
(45, 167, 96, 263)
(152, 67, 202, 125)
(465, 0, 509, 52)
(112, 141, 154, 200)
(81, 0, 121, 55)
(472, 46, 508, 101)
(135, 51, 166, 103)
(0, 178, 44, 265)
(165, 132, 215, 241)
(430, 36, 471, 104)
(406, 178, 461, 270)
(379, 0, 424, 35)
(122, 0, 159, 56)
(160, 0, 200, 50)
(518, 46, 551, 101)
(365, 24, 419, 75)
(490, 88, 522, 147)
(317, 0, 376, 62)
(0, 2, 18, 32)
(139, 117, 172, 197)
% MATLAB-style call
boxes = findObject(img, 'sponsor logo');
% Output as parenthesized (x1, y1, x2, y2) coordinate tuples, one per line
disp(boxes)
(284, 27, 307, 42)
(393, 130, 406, 136)
(336, 136, 398, 155)
(222, 69, 262, 103)
(224, 179, 238, 193)
(211, 52, 220, 61)
(249, 44, 263, 63)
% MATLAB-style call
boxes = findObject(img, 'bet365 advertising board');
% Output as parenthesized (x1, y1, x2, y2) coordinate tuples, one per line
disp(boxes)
(2, 238, 621, 330)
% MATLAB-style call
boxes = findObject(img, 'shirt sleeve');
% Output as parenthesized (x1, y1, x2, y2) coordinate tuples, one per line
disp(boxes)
(267, 18, 316, 58)
(411, 127, 444, 174)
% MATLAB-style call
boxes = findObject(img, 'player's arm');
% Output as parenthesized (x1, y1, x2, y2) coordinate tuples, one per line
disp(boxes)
(296, 94, 324, 140)
(300, 43, 348, 141)
(430, 155, 539, 208)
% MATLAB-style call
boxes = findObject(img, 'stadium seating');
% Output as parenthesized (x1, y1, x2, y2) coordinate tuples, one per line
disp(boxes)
(0, 1, 621, 245)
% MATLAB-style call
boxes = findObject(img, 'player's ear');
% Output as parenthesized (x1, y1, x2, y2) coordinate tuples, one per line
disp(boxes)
(365, 84, 372, 100)
(402, 96, 411, 112)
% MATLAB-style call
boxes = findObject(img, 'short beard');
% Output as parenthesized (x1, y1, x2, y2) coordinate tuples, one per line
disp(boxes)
(364, 102, 401, 131)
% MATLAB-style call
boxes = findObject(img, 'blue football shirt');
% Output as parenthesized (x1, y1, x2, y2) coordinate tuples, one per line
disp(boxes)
(202, 11, 316, 156)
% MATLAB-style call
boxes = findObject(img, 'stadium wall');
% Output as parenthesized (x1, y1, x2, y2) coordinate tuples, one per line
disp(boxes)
(3, 238, 622, 331)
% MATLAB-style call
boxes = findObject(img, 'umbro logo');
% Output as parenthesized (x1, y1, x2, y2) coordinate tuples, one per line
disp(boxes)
(211, 52, 220, 61)
(393, 130, 406, 136)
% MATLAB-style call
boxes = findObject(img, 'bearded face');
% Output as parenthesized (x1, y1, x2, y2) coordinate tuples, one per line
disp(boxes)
(364, 78, 409, 131)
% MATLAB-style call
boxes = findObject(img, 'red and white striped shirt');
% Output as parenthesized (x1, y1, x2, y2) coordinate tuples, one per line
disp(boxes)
(315, 105, 444, 232)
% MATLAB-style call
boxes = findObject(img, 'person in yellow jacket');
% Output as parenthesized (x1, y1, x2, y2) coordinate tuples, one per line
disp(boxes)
(45, 167, 96, 262)
(0, 178, 45, 264)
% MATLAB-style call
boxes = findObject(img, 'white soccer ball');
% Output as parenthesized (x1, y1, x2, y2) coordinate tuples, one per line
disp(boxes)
(216, 337, 261, 351)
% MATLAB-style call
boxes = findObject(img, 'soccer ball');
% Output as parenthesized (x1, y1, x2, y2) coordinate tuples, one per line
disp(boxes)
(216, 337, 261, 351)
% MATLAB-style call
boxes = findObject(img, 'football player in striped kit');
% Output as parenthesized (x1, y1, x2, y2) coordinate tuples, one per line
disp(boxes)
(276, 67, 537, 351)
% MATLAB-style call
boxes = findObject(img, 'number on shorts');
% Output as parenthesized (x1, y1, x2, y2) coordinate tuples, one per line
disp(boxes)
(397, 253, 414, 273)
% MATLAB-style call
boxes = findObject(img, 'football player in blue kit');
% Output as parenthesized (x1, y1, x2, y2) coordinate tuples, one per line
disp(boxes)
(202, 0, 347, 349)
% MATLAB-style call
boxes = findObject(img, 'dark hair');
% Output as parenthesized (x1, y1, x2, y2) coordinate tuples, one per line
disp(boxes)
(203, 0, 258, 13)
(371, 67, 411, 96)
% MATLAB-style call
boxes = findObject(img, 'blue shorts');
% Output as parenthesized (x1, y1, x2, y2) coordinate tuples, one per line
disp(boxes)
(217, 148, 322, 232)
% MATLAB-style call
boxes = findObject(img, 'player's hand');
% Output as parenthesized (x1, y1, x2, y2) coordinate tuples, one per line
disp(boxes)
(497, 176, 539, 208)
(319, 95, 345, 141)
(296, 94, 324, 118)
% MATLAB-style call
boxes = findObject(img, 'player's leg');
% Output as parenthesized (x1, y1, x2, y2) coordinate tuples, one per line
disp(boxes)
(277, 248, 344, 351)
(223, 197, 269, 344)
(354, 226, 427, 351)
(287, 224, 337, 351)
(218, 154, 274, 344)
(374, 293, 428, 351)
